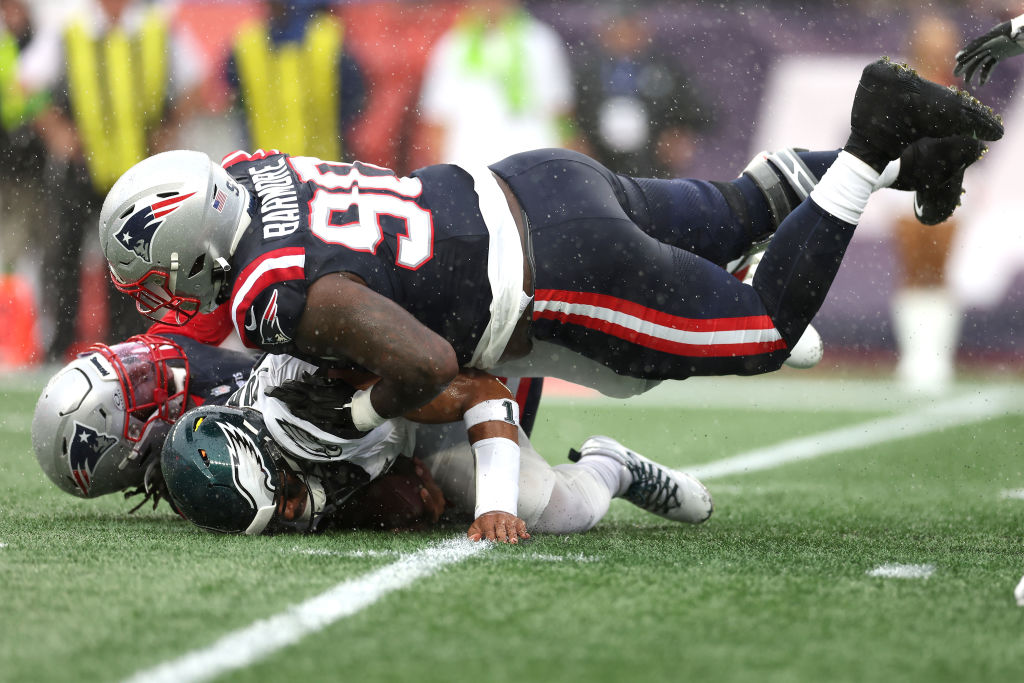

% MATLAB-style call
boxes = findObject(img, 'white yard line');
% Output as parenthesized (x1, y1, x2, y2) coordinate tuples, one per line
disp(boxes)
(122, 537, 487, 683)
(686, 388, 1019, 481)
(867, 563, 935, 579)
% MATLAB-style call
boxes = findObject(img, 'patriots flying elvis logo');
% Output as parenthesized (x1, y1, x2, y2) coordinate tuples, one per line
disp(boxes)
(68, 421, 118, 496)
(113, 192, 196, 263)
(245, 288, 292, 346)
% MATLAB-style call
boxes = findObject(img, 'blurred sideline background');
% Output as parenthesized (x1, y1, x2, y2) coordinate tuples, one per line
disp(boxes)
(3, 0, 1023, 386)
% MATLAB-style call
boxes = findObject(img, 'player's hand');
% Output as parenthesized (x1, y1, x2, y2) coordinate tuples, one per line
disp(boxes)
(468, 511, 530, 544)
(266, 372, 367, 438)
(955, 18, 1024, 86)
(413, 457, 447, 524)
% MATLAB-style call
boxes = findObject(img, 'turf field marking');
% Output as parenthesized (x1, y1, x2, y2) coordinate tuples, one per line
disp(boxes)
(122, 537, 487, 683)
(292, 547, 600, 563)
(999, 489, 1024, 500)
(867, 563, 935, 579)
(686, 389, 1017, 480)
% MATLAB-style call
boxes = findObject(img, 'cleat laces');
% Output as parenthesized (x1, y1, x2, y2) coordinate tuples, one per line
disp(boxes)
(622, 458, 682, 515)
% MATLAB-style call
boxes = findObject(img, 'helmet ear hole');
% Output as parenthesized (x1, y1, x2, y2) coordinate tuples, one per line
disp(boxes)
(188, 255, 206, 278)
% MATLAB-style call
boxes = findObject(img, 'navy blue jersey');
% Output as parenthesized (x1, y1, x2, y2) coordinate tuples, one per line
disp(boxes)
(222, 151, 493, 364)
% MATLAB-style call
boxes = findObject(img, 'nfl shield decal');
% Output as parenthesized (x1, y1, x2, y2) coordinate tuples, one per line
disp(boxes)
(113, 192, 196, 262)
(68, 422, 118, 496)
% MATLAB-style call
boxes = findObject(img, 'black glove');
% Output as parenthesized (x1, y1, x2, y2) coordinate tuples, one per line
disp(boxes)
(955, 19, 1024, 86)
(266, 372, 368, 439)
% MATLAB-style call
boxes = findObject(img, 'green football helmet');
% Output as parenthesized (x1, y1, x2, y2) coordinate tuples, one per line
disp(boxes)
(161, 404, 322, 534)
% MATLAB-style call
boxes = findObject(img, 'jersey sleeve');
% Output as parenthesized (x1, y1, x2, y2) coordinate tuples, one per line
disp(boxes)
(227, 246, 308, 351)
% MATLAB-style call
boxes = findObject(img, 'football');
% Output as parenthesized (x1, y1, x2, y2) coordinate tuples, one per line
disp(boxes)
(353, 470, 429, 530)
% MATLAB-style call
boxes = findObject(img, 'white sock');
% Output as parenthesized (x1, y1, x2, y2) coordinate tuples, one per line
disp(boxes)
(809, 151, 884, 225)
(574, 454, 628, 497)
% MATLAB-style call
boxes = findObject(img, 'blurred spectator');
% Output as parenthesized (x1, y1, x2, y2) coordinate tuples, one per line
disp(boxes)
(225, 0, 365, 160)
(889, 14, 964, 393)
(572, 5, 712, 177)
(417, 0, 575, 167)
(25, 0, 207, 362)
(0, 0, 49, 272)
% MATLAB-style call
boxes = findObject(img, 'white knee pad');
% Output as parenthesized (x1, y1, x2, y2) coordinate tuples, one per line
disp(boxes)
(530, 464, 613, 535)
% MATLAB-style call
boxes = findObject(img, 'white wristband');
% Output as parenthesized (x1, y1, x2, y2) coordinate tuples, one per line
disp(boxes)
(463, 398, 519, 431)
(473, 436, 520, 518)
(348, 387, 386, 431)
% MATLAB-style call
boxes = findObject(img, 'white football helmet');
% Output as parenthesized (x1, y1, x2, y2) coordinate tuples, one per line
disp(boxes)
(32, 335, 190, 498)
(99, 150, 251, 325)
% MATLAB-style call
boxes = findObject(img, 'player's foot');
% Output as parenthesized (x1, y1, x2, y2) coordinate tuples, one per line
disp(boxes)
(727, 247, 824, 369)
(844, 58, 1003, 173)
(569, 435, 713, 524)
(891, 136, 986, 225)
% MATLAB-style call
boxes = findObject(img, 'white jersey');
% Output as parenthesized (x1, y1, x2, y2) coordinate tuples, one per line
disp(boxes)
(228, 354, 414, 479)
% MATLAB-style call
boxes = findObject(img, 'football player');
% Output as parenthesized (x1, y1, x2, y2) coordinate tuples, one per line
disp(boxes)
(28, 329, 450, 532)
(98, 59, 1002, 434)
(31, 332, 255, 510)
(33, 312, 712, 542)
(158, 354, 712, 540)
(30, 307, 543, 540)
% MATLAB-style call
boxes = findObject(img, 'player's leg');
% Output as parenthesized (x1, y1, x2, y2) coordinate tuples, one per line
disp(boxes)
(535, 434, 714, 532)
(492, 59, 1002, 383)
(414, 423, 558, 528)
(619, 149, 838, 265)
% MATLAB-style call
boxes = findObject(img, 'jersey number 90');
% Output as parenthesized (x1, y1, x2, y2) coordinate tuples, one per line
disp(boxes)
(291, 157, 434, 270)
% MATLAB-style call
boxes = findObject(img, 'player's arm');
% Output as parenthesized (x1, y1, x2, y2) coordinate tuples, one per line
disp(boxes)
(295, 272, 459, 429)
(269, 366, 530, 544)
(404, 369, 529, 544)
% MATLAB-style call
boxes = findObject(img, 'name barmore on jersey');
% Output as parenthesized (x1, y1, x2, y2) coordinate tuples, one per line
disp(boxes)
(249, 157, 301, 238)
(227, 354, 413, 479)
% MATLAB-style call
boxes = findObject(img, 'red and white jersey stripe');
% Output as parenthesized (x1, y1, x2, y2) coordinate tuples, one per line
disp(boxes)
(533, 289, 786, 358)
(230, 247, 306, 346)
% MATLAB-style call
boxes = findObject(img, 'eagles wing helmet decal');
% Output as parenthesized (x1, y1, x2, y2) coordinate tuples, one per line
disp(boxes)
(113, 192, 196, 262)
(68, 422, 118, 495)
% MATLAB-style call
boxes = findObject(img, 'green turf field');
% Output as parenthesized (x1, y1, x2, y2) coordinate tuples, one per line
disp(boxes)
(2, 370, 1024, 683)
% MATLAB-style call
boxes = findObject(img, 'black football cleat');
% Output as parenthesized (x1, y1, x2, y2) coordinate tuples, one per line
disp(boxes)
(891, 136, 986, 225)
(844, 58, 1003, 173)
